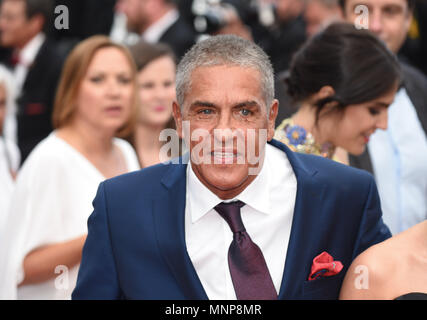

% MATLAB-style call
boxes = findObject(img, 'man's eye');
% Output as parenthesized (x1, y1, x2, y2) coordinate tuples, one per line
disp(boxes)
(199, 109, 213, 115)
(353, 3, 371, 13)
(383, 6, 401, 16)
(240, 109, 252, 116)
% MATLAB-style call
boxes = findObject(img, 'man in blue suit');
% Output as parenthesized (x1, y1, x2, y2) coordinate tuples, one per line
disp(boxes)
(72, 34, 391, 300)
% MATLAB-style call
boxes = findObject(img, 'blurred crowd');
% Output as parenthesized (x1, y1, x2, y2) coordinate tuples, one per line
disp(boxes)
(0, 0, 426, 299)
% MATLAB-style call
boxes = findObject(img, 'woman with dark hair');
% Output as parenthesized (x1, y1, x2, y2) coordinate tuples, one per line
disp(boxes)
(274, 22, 401, 164)
(127, 41, 181, 168)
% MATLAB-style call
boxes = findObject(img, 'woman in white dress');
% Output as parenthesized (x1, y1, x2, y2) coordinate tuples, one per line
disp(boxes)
(0, 36, 140, 299)
(0, 66, 20, 227)
(0, 64, 18, 146)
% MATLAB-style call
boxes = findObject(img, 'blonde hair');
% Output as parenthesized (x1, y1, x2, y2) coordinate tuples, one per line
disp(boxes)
(52, 35, 139, 138)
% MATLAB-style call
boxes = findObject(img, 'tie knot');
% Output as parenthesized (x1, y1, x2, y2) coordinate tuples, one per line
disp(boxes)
(214, 201, 246, 233)
(10, 51, 20, 67)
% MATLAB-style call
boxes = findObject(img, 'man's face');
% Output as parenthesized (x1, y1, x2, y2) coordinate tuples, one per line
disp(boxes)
(304, 0, 343, 37)
(343, 0, 412, 53)
(119, 0, 150, 34)
(173, 65, 278, 200)
(0, 0, 33, 48)
(275, 0, 304, 22)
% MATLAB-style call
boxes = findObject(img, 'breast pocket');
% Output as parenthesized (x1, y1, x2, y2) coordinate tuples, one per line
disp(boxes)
(302, 273, 345, 300)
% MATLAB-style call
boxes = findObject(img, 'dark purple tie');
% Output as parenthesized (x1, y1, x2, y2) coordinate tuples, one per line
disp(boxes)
(214, 201, 277, 300)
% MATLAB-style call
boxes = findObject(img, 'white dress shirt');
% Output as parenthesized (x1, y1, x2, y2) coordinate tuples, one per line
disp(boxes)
(368, 88, 427, 234)
(0, 133, 140, 299)
(13, 33, 45, 94)
(0, 137, 20, 228)
(141, 8, 179, 43)
(185, 143, 297, 300)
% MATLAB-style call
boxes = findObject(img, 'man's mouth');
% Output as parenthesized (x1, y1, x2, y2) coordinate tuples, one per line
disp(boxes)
(210, 150, 239, 164)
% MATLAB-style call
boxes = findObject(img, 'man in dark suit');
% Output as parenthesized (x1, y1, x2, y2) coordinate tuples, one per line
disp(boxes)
(0, 0, 67, 163)
(72, 34, 390, 300)
(119, 0, 196, 60)
(265, 0, 306, 74)
(340, 0, 427, 234)
(50, 0, 117, 41)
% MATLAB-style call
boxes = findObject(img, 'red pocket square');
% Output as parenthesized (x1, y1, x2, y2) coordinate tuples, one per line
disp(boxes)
(308, 251, 343, 281)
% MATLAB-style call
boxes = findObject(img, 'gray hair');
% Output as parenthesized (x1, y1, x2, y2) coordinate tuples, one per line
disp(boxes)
(176, 34, 275, 111)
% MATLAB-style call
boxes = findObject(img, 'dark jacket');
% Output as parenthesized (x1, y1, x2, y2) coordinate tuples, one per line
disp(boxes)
(72, 140, 390, 300)
(159, 15, 197, 61)
(14, 39, 68, 164)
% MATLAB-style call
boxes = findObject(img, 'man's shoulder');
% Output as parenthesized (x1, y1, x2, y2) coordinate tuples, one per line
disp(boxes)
(103, 161, 185, 195)
(162, 15, 196, 44)
(270, 139, 373, 186)
(300, 151, 373, 188)
(169, 15, 195, 34)
(400, 60, 427, 80)
(400, 60, 427, 93)
(34, 39, 73, 69)
(25, 39, 71, 88)
(398, 60, 427, 132)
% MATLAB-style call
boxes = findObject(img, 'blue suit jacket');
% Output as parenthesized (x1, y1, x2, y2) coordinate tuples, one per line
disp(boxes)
(72, 140, 391, 300)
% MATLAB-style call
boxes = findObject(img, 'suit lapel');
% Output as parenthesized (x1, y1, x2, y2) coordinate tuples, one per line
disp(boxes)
(268, 140, 327, 299)
(152, 161, 208, 300)
(153, 142, 327, 300)
(21, 40, 48, 92)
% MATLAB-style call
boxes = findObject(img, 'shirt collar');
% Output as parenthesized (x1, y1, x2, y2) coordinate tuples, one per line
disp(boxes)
(187, 145, 272, 224)
(141, 8, 179, 43)
(18, 33, 45, 67)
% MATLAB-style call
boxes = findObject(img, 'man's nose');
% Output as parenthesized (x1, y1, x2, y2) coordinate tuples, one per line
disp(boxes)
(213, 111, 236, 144)
(215, 111, 233, 130)
(369, 10, 383, 35)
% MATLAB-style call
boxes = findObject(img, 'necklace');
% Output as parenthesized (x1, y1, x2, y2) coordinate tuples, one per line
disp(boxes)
(274, 118, 336, 159)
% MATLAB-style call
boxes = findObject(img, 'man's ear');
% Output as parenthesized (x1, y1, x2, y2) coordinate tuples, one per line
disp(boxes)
(172, 101, 183, 139)
(404, 9, 414, 33)
(267, 99, 279, 141)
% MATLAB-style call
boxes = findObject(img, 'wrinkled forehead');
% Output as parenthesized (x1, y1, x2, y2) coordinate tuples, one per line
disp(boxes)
(189, 64, 265, 93)
(0, 0, 27, 14)
(184, 64, 266, 104)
